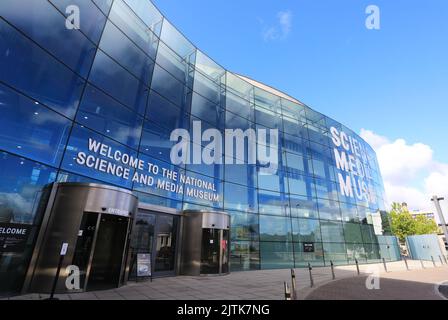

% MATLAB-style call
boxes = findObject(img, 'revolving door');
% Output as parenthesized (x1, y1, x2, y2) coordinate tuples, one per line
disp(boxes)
(180, 211, 230, 276)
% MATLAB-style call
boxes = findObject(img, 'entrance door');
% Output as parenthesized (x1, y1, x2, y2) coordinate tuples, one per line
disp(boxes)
(130, 211, 179, 278)
(72, 213, 99, 290)
(200, 228, 220, 274)
(200, 228, 230, 275)
(87, 214, 129, 291)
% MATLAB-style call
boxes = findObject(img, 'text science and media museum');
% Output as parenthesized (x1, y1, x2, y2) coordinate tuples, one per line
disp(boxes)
(0, 0, 400, 296)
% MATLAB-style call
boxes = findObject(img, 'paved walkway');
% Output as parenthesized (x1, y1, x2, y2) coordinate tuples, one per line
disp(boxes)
(6, 260, 448, 300)
(304, 264, 448, 300)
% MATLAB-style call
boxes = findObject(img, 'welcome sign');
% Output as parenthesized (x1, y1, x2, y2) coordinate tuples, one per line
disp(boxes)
(74, 138, 220, 202)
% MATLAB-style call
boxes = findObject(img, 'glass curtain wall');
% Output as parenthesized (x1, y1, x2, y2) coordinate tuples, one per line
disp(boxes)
(0, 0, 395, 294)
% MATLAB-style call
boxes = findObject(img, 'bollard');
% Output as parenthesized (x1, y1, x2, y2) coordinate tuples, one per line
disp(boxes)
(431, 256, 436, 267)
(308, 263, 314, 288)
(403, 257, 409, 271)
(290, 269, 296, 300)
(330, 260, 336, 280)
(284, 282, 291, 300)
(355, 259, 360, 275)
(420, 259, 425, 269)
(382, 258, 388, 272)
(439, 255, 444, 265)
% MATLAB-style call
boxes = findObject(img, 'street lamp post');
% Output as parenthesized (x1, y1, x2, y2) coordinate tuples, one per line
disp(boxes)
(431, 196, 448, 250)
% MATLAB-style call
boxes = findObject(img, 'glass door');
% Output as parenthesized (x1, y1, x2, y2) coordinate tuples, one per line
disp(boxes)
(200, 228, 230, 275)
(154, 214, 178, 276)
(200, 228, 221, 274)
(87, 214, 129, 291)
(129, 212, 156, 279)
(72, 213, 99, 290)
(130, 211, 179, 278)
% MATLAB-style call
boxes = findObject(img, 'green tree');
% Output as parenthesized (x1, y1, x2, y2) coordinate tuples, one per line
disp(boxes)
(389, 202, 439, 242)
(414, 214, 439, 235)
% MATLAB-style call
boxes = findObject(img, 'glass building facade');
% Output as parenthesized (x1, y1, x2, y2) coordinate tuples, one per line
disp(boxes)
(0, 0, 399, 295)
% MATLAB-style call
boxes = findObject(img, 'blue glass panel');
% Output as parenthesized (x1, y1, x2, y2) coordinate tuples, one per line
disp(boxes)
(315, 178, 339, 201)
(282, 132, 309, 155)
(146, 90, 189, 131)
(307, 124, 331, 146)
(224, 163, 257, 188)
(139, 119, 186, 164)
(285, 152, 306, 173)
(61, 125, 137, 189)
(260, 242, 294, 269)
(360, 223, 377, 244)
(160, 20, 195, 60)
(150, 64, 189, 108)
(49, 0, 107, 45)
(190, 92, 224, 128)
(318, 198, 342, 221)
(224, 182, 258, 213)
(0, 19, 85, 119)
(186, 143, 224, 180)
(292, 218, 322, 243)
(320, 221, 345, 242)
(255, 106, 281, 129)
(193, 71, 221, 105)
(195, 50, 225, 82)
(365, 243, 381, 262)
(356, 206, 369, 223)
(257, 168, 283, 192)
(1, 0, 97, 78)
(0, 83, 71, 167)
(229, 211, 259, 241)
(109, 0, 159, 60)
(343, 222, 363, 243)
(225, 111, 254, 132)
(259, 215, 292, 242)
(230, 241, 260, 271)
(92, 0, 113, 15)
(294, 242, 324, 267)
(346, 243, 367, 263)
(57, 170, 104, 185)
(286, 172, 316, 198)
(282, 117, 308, 139)
(281, 99, 306, 124)
(288, 194, 319, 219)
(258, 190, 288, 216)
(76, 85, 143, 149)
(323, 242, 348, 264)
(254, 87, 280, 111)
(340, 201, 359, 223)
(123, 0, 163, 36)
(226, 72, 253, 101)
(309, 143, 333, 164)
(225, 91, 254, 121)
(0, 151, 57, 224)
(99, 21, 155, 86)
(134, 191, 182, 211)
(0, 152, 57, 293)
(181, 170, 223, 209)
(156, 42, 192, 86)
(132, 154, 184, 201)
(89, 50, 148, 115)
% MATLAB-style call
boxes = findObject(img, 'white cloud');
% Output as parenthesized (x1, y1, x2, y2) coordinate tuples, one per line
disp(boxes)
(278, 11, 292, 36)
(360, 129, 448, 223)
(261, 10, 293, 41)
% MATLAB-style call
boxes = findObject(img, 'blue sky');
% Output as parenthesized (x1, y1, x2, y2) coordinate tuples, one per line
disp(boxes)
(153, 0, 448, 214)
